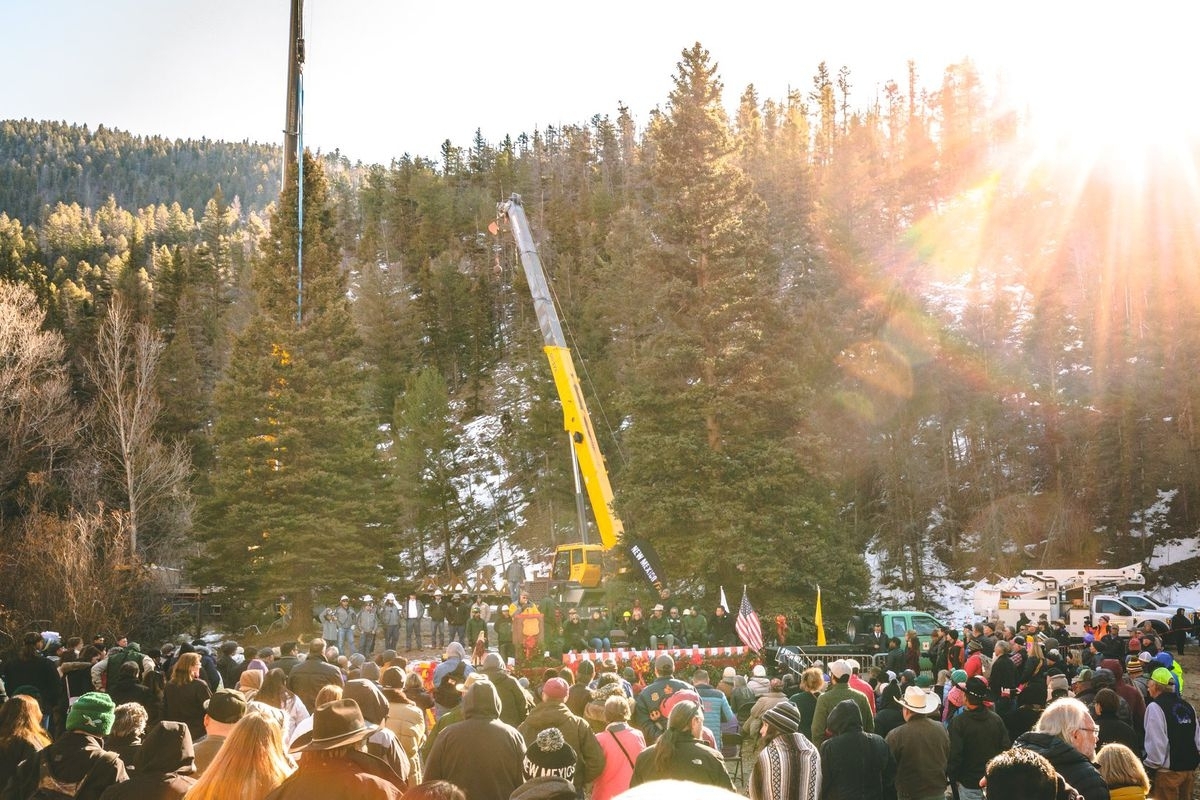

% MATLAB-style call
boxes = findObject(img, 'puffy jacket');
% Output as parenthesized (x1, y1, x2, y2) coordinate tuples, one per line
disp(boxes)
(6, 731, 127, 800)
(1015, 731, 1110, 800)
(518, 701, 606, 790)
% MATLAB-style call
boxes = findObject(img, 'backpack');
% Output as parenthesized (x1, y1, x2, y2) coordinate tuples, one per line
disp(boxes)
(433, 661, 467, 707)
(979, 654, 994, 678)
(105, 647, 143, 687)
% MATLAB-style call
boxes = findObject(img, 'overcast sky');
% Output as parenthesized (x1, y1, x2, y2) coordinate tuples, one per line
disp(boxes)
(4, 1, 1196, 165)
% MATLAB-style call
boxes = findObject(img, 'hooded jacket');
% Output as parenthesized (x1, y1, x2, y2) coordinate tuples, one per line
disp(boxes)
(342, 680, 410, 786)
(98, 721, 196, 800)
(1099, 658, 1145, 735)
(5, 730, 127, 800)
(424, 680, 526, 800)
(519, 700, 607, 790)
(1015, 731, 1109, 800)
(819, 699, 895, 800)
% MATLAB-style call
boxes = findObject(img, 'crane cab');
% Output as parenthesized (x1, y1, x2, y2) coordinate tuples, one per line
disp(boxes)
(552, 543, 607, 588)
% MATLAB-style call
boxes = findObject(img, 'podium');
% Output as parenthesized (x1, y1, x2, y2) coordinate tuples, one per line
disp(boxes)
(514, 610, 544, 662)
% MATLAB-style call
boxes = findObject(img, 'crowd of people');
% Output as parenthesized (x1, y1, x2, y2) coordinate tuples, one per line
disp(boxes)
(0, 602, 1195, 800)
(317, 589, 743, 663)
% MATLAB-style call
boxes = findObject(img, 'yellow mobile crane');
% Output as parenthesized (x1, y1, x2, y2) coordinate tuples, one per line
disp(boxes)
(495, 195, 623, 592)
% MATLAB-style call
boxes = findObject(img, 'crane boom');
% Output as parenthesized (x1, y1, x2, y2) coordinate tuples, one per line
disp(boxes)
(497, 194, 624, 552)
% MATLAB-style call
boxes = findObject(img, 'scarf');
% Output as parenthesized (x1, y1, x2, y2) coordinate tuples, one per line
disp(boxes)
(753, 733, 821, 800)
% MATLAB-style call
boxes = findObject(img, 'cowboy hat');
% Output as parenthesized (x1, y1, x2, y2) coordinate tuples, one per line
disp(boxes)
(897, 685, 940, 715)
(289, 699, 379, 752)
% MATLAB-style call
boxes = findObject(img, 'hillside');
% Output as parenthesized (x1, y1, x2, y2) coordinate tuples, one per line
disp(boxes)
(2, 49, 1200, 643)
(0, 119, 287, 224)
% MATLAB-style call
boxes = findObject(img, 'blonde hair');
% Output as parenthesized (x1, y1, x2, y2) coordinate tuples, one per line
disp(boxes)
(0, 695, 50, 749)
(801, 667, 824, 693)
(171, 652, 202, 686)
(183, 711, 294, 800)
(313, 684, 343, 707)
(1096, 743, 1150, 793)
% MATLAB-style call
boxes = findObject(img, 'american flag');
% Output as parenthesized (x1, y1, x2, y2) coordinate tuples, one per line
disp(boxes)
(735, 586, 763, 652)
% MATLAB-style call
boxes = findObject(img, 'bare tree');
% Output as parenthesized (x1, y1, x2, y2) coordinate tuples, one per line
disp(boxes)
(0, 282, 78, 499)
(87, 299, 193, 561)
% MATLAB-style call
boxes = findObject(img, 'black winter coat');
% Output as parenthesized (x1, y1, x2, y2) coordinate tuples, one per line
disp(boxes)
(98, 721, 196, 800)
(819, 700, 895, 800)
(1015, 731, 1109, 800)
(5, 731, 127, 800)
(947, 706, 1010, 789)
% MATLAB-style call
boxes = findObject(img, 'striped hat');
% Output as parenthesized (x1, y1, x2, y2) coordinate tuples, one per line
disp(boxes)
(762, 701, 802, 733)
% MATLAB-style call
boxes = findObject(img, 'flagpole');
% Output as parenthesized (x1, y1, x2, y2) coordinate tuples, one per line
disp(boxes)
(815, 585, 826, 646)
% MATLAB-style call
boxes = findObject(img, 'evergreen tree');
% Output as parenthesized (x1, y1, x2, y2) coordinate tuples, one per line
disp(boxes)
(198, 151, 387, 622)
(612, 43, 866, 607)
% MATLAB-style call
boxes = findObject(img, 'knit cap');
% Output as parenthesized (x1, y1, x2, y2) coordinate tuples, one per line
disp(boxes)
(950, 669, 968, 687)
(66, 692, 116, 735)
(541, 678, 570, 701)
(1125, 658, 1143, 678)
(523, 727, 577, 782)
(762, 701, 802, 733)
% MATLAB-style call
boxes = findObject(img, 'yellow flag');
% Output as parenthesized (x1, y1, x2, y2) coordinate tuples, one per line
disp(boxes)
(815, 586, 826, 646)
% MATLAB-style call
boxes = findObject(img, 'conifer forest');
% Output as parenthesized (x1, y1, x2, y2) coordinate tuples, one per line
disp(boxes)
(1, 45, 1197, 639)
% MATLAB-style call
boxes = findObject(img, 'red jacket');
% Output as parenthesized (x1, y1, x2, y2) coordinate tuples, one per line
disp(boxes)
(593, 723, 647, 800)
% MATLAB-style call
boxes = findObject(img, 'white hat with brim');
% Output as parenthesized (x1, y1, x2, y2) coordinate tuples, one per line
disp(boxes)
(897, 686, 940, 715)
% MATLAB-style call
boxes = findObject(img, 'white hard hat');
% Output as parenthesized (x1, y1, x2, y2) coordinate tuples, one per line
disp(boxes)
(384, 593, 396, 601)
(362, 594, 374, 602)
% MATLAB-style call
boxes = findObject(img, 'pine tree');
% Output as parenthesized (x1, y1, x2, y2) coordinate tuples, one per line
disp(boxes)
(197, 152, 387, 622)
(611, 43, 867, 608)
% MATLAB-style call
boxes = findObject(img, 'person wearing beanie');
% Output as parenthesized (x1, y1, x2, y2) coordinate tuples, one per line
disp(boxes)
(431, 642, 474, 719)
(378, 667, 425, 784)
(7, 691, 128, 800)
(750, 701, 820, 800)
(519, 677, 607, 795)
(523, 727, 578, 782)
(941, 669, 970, 724)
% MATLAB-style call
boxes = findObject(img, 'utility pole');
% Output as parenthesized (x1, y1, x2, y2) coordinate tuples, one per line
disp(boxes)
(282, 0, 306, 324)
(282, 0, 304, 179)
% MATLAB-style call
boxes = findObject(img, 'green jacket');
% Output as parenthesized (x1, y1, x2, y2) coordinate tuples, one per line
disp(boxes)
(647, 613, 671, 636)
(682, 614, 707, 644)
(811, 680, 875, 743)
